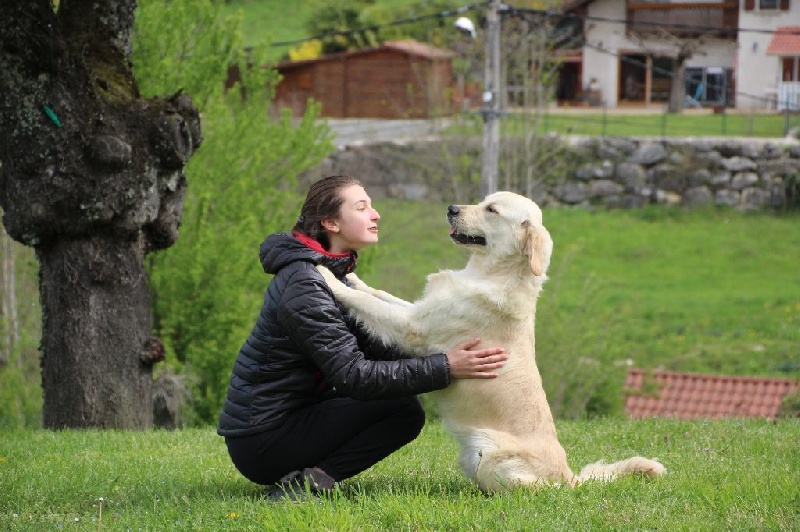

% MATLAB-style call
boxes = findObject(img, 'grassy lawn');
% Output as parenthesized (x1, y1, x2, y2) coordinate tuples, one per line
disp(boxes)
(448, 110, 800, 138)
(222, 0, 424, 59)
(1, 419, 797, 530)
(535, 110, 798, 138)
(220, 0, 313, 59)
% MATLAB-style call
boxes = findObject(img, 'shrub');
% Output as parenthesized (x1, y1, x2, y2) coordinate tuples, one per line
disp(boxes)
(134, 0, 334, 424)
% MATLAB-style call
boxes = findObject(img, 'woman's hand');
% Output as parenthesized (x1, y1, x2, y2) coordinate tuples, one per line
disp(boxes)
(446, 337, 507, 379)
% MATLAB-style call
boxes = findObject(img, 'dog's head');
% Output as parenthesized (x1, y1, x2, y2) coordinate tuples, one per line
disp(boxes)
(447, 191, 553, 276)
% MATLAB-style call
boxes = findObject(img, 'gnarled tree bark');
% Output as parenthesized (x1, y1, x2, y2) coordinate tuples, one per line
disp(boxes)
(0, 0, 201, 428)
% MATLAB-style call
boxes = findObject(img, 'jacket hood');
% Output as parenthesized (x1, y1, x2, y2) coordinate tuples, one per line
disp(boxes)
(259, 232, 358, 278)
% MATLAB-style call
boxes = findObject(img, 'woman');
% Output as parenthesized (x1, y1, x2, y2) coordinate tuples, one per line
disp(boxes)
(218, 175, 507, 500)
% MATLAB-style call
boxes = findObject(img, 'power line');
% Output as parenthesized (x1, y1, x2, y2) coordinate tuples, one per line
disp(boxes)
(266, 2, 792, 109)
(272, 1, 800, 49)
(270, 2, 489, 47)
(508, 4, 800, 38)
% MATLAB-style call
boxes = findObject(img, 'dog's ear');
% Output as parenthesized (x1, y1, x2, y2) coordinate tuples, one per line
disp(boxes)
(521, 220, 548, 276)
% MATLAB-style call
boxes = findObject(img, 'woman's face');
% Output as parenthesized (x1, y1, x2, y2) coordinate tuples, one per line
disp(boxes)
(323, 185, 381, 254)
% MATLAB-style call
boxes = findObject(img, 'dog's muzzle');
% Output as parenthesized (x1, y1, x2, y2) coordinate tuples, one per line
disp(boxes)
(447, 205, 487, 245)
(449, 229, 487, 246)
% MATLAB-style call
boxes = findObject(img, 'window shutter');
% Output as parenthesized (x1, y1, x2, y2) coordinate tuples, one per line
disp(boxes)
(780, 0, 790, 11)
(744, 0, 755, 10)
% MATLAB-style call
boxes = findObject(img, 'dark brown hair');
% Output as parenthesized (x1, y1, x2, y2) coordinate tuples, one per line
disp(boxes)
(293, 175, 362, 250)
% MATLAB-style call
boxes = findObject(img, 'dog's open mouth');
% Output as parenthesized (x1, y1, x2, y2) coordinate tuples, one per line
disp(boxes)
(449, 227, 486, 246)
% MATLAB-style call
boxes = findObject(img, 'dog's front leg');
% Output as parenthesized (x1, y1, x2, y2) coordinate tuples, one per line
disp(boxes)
(345, 272, 413, 309)
(317, 265, 418, 351)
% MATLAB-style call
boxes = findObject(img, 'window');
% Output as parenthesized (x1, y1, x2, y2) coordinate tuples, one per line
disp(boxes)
(684, 67, 734, 106)
(783, 57, 799, 82)
(743, 0, 790, 10)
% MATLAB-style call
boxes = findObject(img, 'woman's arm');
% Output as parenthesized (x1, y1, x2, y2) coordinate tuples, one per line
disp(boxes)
(278, 264, 451, 399)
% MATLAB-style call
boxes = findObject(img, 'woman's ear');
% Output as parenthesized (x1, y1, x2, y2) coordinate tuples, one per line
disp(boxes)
(321, 219, 339, 233)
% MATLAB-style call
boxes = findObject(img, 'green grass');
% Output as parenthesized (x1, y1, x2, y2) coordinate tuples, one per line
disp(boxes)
(1, 419, 798, 530)
(220, 0, 314, 59)
(222, 0, 424, 60)
(449, 110, 800, 138)
(360, 202, 800, 378)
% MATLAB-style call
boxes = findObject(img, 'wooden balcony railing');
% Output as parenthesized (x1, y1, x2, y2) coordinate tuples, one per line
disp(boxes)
(626, 2, 739, 38)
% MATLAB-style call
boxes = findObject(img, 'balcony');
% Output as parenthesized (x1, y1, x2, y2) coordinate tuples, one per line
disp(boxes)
(626, 2, 739, 39)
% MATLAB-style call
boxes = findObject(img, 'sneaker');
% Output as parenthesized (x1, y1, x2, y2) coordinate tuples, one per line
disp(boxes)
(301, 467, 336, 492)
(264, 470, 311, 503)
(264, 469, 338, 502)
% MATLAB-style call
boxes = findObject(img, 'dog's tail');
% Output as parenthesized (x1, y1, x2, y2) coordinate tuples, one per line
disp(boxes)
(574, 456, 665, 485)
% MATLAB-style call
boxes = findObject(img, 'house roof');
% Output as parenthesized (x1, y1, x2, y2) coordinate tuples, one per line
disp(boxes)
(624, 369, 799, 420)
(766, 26, 800, 56)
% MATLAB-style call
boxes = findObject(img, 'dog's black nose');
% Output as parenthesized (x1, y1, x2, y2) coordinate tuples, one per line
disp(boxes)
(448, 205, 460, 216)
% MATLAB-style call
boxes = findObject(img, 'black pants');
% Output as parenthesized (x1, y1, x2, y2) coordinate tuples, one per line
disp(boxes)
(225, 395, 426, 485)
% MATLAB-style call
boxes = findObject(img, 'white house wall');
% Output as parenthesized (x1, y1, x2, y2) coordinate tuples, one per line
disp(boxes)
(738, 2, 800, 110)
(582, 0, 626, 106)
(580, 0, 793, 110)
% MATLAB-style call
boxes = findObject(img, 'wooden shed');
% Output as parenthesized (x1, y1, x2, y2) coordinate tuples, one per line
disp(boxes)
(274, 40, 456, 119)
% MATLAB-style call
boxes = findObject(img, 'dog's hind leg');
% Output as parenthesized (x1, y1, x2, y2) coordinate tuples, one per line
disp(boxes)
(575, 456, 666, 484)
(459, 429, 574, 492)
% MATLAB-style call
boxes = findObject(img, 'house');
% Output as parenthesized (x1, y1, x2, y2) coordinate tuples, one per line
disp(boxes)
(561, 0, 800, 111)
(272, 40, 455, 119)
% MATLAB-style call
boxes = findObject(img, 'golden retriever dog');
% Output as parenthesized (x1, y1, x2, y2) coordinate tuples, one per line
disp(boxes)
(317, 191, 665, 492)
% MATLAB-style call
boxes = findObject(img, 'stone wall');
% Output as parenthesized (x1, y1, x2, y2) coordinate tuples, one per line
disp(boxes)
(306, 136, 800, 210)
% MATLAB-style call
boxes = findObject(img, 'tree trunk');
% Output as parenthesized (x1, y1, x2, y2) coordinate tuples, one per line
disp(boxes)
(39, 235, 153, 428)
(668, 61, 687, 114)
(0, 1, 201, 428)
(1, 226, 18, 366)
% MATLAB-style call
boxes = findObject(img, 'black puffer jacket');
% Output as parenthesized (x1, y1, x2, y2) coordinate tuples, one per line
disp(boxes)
(217, 232, 451, 437)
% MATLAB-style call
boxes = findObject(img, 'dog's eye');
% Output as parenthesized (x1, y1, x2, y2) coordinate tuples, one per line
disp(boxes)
(485, 205, 498, 214)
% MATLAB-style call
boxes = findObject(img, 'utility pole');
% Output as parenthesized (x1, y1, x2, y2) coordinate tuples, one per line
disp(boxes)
(481, 0, 502, 197)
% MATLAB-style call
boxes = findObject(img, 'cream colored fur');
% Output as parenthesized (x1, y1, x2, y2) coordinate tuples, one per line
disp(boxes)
(317, 191, 665, 491)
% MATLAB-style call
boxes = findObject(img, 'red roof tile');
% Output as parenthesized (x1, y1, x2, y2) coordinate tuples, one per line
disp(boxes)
(766, 26, 800, 55)
(624, 369, 799, 420)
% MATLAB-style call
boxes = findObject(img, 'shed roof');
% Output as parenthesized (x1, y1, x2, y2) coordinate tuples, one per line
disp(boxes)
(624, 369, 799, 420)
(766, 26, 800, 56)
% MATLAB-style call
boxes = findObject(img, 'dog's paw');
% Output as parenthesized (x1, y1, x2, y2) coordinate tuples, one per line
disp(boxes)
(316, 265, 340, 287)
(345, 272, 370, 291)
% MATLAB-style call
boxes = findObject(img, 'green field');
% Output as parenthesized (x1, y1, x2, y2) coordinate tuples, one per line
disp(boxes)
(1, 419, 797, 530)
(220, 0, 313, 58)
(507, 111, 797, 138)
(221, 0, 424, 59)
